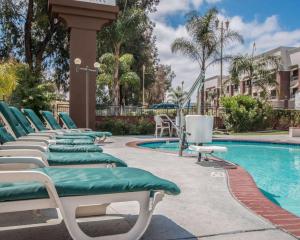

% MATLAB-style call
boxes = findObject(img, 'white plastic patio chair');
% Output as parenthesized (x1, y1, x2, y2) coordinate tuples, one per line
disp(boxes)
(154, 115, 171, 138)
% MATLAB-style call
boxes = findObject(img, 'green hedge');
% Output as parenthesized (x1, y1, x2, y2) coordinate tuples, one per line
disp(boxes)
(96, 117, 155, 135)
(220, 95, 272, 132)
(269, 110, 300, 130)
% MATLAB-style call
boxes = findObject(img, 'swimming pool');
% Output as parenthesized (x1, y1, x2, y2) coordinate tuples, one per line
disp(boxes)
(140, 140, 300, 217)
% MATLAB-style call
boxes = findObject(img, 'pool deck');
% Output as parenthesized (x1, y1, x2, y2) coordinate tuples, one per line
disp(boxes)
(1, 135, 300, 240)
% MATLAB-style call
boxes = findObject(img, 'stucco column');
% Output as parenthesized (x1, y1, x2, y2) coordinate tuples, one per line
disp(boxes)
(49, 0, 118, 129)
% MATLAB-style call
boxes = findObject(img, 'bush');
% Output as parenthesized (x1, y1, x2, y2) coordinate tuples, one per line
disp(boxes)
(269, 110, 300, 130)
(0, 60, 19, 99)
(9, 64, 56, 113)
(220, 95, 272, 132)
(95, 117, 155, 135)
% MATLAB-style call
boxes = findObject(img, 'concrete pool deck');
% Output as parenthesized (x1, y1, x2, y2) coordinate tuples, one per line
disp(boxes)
(0, 135, 299, 240)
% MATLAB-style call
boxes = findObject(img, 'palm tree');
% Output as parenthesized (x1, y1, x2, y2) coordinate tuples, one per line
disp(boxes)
(229, 54, 280, 99)
(97, 53, 140, 106)
(100, 5, 145, 108)
(171, 8, 243, 114)
(168, 86, 187, 105)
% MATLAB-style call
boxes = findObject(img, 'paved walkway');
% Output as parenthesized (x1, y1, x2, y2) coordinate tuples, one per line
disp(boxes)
(0, 135, 298, 240)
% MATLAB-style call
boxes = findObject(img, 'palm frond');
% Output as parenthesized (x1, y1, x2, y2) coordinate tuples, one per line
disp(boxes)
(171, 38, 201, 63)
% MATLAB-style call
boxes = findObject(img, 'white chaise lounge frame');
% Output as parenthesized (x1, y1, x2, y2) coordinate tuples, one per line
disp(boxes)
(0, 157, 164, 240)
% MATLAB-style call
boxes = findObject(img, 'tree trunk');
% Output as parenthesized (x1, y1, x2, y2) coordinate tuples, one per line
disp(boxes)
(24, 0, 34, 70)
(113, 43, 121, 114)
(199, 64, 206, 115)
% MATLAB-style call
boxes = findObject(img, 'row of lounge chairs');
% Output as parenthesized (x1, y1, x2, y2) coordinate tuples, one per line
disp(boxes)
(0, 101, 180, 240)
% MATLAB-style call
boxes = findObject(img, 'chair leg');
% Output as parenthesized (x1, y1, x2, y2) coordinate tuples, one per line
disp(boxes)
(61, 192, 164, 240)
(155, 127, 158, 138)
(160, 128, 163, 137)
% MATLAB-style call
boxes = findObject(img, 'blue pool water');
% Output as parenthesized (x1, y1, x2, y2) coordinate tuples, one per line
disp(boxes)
(140, 140, 300, 217)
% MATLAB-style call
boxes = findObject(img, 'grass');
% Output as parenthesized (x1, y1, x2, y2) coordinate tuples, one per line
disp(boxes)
(229, 130, 288, 136)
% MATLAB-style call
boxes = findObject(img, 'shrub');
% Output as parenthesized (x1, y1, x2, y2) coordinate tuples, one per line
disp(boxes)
(9, 64, 56, 113)
(95, 117, 155, 135)
(0, 60, 19, 99)
(220, 95, 272, 132)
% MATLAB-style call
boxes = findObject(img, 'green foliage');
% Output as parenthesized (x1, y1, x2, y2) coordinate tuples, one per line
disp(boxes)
(0, 0, 69, 91)
(168, 86, 187, 105)
(171, 8, 243, 113)
(0, 61, 19, 99)
(269, 110, 300, 130)
(220, 95, 272, 132)
(97, 53, 140, 105)
(229, 54, 280, 99)
(97, 0, 160, 106)
(9, 64, 56, 113)
(96, 117, 155, 135)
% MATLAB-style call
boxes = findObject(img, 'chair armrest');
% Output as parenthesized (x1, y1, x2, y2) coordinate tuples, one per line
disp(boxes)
(28, 133, 54, 139)
(77, 128, 92, 131)
(0, 149, 48, 162)
(17, 137, 49, 144)
(0, 157, 47, 168)
(0, 171, 60, 203)
(1, 143, 48, 152)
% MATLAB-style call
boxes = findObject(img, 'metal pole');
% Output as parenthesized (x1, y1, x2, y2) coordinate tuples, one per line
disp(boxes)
(220, 23, 224, 96)
(142, 65, 145, 106)
(85, 67, 89, 129)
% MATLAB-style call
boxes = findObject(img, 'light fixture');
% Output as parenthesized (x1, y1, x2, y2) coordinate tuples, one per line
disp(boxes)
(54, 18, 59, 25)
(94, 62, 100, 68)
(74, 58, 82, 65)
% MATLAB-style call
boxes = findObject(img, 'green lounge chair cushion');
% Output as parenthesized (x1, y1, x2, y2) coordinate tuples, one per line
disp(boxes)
(55, 135, 93, 140)
(0, 168, 180, 202)
(54, 139, 94, 145)
(46, 152, 127, 167)
(0, 124, 15, 144)
(41, 111, 109, 138)
(59, 112, 112, 137)
(58, 112, 77, 129)
(10, 107, 95, 144)
(0, 102, 27, 138)
(23, 109, 48, 131)
(41, 111, 62, 130)
(49, 144, 103, 153)
(10, 107, 35, 134)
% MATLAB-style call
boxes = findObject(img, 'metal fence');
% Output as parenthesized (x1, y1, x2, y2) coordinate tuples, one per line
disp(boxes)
(95, 105, 200, 117)
(52, 103, 221, 117)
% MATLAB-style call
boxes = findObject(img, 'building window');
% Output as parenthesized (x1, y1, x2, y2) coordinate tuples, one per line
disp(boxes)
(227, 86, 230, 93)
(253, 92, 258, 97)
(246, 80, 251, 86)
(270, 90, 277, 99)
(234, 84, 239, 90)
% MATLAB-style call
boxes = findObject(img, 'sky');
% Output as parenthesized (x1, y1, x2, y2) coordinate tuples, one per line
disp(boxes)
(150, 0, 300, 91)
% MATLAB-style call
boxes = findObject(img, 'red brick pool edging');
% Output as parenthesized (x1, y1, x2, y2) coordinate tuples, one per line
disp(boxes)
(126, 140, 300, 239)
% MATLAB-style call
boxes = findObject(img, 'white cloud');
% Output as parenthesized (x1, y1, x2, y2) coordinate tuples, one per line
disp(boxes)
(150, 5, 300, 97)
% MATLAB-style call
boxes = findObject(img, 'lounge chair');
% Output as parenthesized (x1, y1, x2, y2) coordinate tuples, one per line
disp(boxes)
(0, 126, 126, 168)
(58, 111, 112, 137)
(0, 102, 102, 153)
(0, 159, 180, 240)
(10, 106, 94, 145)
(23, 108, 106, 141)
(41, 110, 111, 139)
(22, 108, 95, 140)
